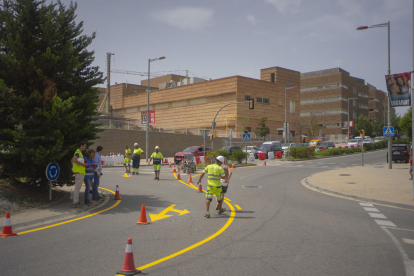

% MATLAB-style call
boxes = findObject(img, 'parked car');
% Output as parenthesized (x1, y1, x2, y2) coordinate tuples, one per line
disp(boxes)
(347, 139, 362, 147)
(221, 145, 242, 155)
(254, 141, 283, 159)
(387, 144, 410, 163)
(315, 142, 336, 152)
(174, 146, 212, 164)
(309, 139, 322, 147)
(282, 143, 294, 151)
(242, 146, 259, 154)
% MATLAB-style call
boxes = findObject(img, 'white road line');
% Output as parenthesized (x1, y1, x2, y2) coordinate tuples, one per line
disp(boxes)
(359, 203, 374, 207)
(369, 213, 387, 219)
(375, 220, 396, 227)
(363, 207, 380, 212)
(403, 238, 414, 245)
(382, 227, 414, 276)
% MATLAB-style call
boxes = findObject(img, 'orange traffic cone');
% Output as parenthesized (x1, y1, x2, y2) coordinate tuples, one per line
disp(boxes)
(114, 185, 121, 200)
(177, 170, 181, 180)
(197, 183, 203, 193)
(136, 204, 150, 225)
(188, 174, 193, 184)
(173, 165, 176, 173)
(117, 238, 141, 275)
(0, 212, 17, 237)
(169, 162, 172, 168)
(264, 160, 266, 166)
(232, 162, 235, 169)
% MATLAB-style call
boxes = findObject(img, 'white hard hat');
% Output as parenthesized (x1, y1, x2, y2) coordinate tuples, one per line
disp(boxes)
(155, 146, 160, 149)
(216, 156, 224, 163)
(134, 143, 138, 146)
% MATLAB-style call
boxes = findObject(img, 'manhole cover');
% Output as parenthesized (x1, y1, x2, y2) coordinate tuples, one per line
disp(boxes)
(347, 182, 356, 184)
(339, 174, 351, 176)
(241, 185, 262, 188)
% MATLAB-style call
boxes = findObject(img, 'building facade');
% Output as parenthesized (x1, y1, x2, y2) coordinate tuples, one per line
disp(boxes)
(300, 68, 392, 136)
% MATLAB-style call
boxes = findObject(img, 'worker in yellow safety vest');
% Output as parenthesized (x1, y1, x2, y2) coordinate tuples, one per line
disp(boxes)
(71, 141, 88, 207)
(197, 155, 226, 218)
(132, 143, 144, 175)
(148, 146, 164, 180)
(124, 145, 132, 173)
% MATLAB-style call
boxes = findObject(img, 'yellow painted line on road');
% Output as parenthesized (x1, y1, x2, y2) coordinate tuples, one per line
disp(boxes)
(124, 171, 236, 273)
(16, 187, 120, 235)
(235, 204, 241, 210)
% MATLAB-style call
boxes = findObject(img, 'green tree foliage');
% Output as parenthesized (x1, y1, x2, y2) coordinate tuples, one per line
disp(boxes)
(254, 117, 270, 139)
(400, 108, 412, 140)
(355, 114, 373, 136)
(310, 114, 319, 137)
(0, 0, 104, 187)
(229, 149, 248, 164)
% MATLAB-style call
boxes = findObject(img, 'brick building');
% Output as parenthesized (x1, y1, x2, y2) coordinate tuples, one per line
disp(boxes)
(106, 66, 301, 140)
(300, 68, 393, 136)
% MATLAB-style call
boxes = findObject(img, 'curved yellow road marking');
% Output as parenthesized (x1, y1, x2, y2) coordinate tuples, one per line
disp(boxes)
(119, 172, 235, 273)
(17, 187, 120, 235)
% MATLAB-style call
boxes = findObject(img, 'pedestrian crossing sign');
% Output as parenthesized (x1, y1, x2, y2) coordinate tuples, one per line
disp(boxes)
(242, 133, 251, 142)
(383, 126, 394, 136)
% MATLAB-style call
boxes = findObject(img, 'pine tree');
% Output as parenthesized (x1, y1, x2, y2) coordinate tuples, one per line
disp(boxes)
(0, 0, 104, 187)
(254, 117, 270, 139)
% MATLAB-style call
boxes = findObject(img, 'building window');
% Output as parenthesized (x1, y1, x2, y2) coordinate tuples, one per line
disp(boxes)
(271, 73, 275, 83)
(300, 84, 349, 92)
(291, 131, 295, 137)
(278, 130, 283, 135)
(245, 127, 252, 132)
(290, 101, 295, 114)
(245, 95, 251, 101)
(257, 97, 269, 104)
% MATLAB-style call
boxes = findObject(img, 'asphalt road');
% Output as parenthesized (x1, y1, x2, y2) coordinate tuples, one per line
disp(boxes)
(1, 149, 412, 276)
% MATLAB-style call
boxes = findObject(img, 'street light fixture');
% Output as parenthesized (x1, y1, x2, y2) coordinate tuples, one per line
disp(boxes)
(357, 21, 392, 169)
(285, 85, 298, 143)
(146, 56, 165, 162)
(347, 97, 358, 139)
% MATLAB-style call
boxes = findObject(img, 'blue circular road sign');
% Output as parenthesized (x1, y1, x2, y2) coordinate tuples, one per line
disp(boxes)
(46, 162, 60, 181)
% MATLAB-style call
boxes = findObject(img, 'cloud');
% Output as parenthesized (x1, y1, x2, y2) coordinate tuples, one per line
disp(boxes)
(150, 7, 213, 30)
(264, 0, 301, 13)
(247, 14, 256, 25)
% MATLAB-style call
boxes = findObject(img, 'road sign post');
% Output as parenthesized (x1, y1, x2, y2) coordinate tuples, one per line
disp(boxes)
(46, 162, 60, 201)
(228, 129, 233, 146)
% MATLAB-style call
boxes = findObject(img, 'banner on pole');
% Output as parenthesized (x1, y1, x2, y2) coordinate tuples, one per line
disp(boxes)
(385, 72, 411, 107)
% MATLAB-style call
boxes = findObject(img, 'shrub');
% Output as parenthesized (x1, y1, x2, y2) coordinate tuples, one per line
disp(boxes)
(290, 147, 312, 159)
(230, 149, 248, 164)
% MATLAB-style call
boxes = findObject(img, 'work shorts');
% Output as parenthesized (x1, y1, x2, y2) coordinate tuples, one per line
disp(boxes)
(206, 186, 222, 202)
(153, 164, 161, 172)
(123, 158, 131, 165)
(222, 185, 228, 193)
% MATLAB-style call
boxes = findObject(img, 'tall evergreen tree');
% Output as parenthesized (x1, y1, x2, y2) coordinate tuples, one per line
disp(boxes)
(254, 117, 270, 139)
(0, 0, 104, 187)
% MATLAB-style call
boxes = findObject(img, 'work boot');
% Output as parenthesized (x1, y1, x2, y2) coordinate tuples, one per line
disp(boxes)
(204, 213, 210, 218)
(132, 172, 135, 175)
(218, 208, 226, 214)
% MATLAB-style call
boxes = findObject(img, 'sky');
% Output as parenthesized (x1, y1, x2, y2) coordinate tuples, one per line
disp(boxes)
(58, 0, 412, 116)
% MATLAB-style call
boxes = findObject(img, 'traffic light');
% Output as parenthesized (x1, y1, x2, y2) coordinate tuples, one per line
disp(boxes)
(210, 129, 218, 140)
(359, 129, 365, 139)
(249, 99, 254, 109)
(210, 134, 213, 140)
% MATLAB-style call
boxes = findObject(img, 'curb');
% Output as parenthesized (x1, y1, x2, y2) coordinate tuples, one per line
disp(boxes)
(301, 177, 414, 211)
(12, 192, 111, 230)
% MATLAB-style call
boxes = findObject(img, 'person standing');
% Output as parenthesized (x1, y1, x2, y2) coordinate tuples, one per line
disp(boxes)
(197, 155, 226, 218)
(84, 149, 97, 205)
(149, 146, 163, 180)
(124, 145, 132, 173)
(132, 143, 144, 175)
(71, 141, 88, 207)
(92, 146, 103, 200)
(217, 157, 232, 211)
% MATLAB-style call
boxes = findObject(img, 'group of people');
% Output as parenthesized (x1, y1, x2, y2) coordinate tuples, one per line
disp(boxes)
(71, 141, 103, 207)
(197, 155, 232, 218)
(123, 144, 164, 180)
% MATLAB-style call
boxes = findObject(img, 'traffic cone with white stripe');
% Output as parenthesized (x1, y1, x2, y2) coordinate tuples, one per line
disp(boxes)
(173, 165, 176, 173)
(0, 212, 17, 237)
(117, 238, 141, 275)
(114, 185, 121, 200)
(232, 162, 235, 169)
(188, 173, 193, 184)
(197, 183, 203, 193)
(169, 162, 172, 168)
(176, 170, 181, 180)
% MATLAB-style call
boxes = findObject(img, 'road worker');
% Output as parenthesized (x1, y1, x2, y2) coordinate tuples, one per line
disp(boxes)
(132, 143, 144, 175)
(149, 146, 164, 180)
(123, 145, 132, 173)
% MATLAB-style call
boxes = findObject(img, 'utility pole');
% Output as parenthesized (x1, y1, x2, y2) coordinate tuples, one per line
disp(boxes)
(106, 52, 114, 117)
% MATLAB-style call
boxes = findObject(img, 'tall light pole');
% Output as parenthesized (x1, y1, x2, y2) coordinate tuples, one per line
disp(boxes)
(146, 56, 165, 162)
(347, 97, 358, 139)
(357, 21, 392, 169)
(285, 85, 298, 143)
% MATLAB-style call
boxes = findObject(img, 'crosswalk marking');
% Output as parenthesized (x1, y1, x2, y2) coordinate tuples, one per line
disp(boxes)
(363, 207, 380, 212)
(359, 203, 374, 207)
(375, 220, 396, 227)
(369, 213, 387, 219)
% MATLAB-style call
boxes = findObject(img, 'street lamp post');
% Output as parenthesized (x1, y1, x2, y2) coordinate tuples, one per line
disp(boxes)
(357, 21, 392, 169)
(146, 56, 165, 162)
(285, 85, 298, 143)
(347, 97, 358, 140)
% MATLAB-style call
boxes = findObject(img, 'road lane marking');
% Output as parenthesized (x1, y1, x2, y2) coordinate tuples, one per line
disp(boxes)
(403, 238, 414, 245)
(363, 207, 380, 212)
(149, 205, 190, 222)
(122, 173, 131, 177)
(17, 187, 120, 235)
(375, 220, 396, 227)
(359, 203, 374, 207)
(235, 205, 241, 210)
(382, 227, 414, 276)
(369, 213, 387, 219)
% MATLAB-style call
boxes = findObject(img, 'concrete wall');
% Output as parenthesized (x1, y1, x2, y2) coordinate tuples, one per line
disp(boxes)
(91, 129, 245, 159)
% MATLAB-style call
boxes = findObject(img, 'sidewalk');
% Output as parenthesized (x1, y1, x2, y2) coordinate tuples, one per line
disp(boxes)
(303, 162, 414, 210)
(8, 185, 109, 231)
